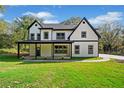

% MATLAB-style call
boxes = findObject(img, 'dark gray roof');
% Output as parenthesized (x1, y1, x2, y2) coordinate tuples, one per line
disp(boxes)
(41, 24, 77, 30)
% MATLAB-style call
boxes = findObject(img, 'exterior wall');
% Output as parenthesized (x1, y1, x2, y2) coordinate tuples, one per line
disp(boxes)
(41, 44, 52, 57)
(72, 42, 98, 57)
(29, 44, 35, 56)
(70, 20, 98, 40)
(52, 30, 72, 40)
(29, 22, 41, 40)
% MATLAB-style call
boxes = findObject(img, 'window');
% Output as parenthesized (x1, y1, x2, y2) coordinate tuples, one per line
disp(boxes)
(30, 33, 35, 40)
(35, 24, 37, 26)
(88, 45, 93, 54)
(37, 33, 41, 40)
(81, 32, 86, 38)
(56, 33, 65, 40)
(83, 21, 85, 24)
(44, 32, 49, 39)
(54, 45, 67, 54)
(74, 45, 80, 54)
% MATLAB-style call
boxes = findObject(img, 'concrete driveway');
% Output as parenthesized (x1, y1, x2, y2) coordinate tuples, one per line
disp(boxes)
(99, 54, 124, 60)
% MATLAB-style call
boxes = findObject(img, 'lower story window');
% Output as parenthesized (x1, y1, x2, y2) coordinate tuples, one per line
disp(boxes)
(88, 45, 93, 54)
(54, 45, 67, 54)
(74, 45, 80, 54)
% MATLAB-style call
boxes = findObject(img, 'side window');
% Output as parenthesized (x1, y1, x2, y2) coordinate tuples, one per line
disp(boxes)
(81, 32, 86, 38)
(74, 45, 80, 54)
(44, 32, 49, 39)
(56, 33, 65, 40)
(88, 45, 93, 54)
(37, 33, 41, 40)
(30, 33, 35, 40)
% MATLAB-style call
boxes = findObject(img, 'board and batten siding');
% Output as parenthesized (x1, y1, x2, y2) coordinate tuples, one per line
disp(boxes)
(72, 42, 98, 57)
(69, 19, 98, 40)
(29, 22, 41, 40)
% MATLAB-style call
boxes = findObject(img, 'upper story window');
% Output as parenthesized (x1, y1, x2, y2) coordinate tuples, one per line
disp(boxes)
(37, 33, 41, 40)
(44, 32, 49, 39)
(88, 45, 93, 54)
(74, 45, 80, 54)
(30, 33, 35, 40)
(81, 32, 86, 38)
(56, 33, 65, 40)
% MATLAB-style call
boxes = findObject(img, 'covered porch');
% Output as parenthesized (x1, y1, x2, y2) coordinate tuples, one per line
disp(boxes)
(16, 40, 73, 60)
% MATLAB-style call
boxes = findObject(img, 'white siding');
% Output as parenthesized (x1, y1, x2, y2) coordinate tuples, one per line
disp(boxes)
(72, 42, 98, 57)
(70, 20, 98, 40)
(29, 22, 41, 40)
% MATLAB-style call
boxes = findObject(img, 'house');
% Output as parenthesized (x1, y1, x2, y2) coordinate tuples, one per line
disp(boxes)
(17, 17, 101, 59)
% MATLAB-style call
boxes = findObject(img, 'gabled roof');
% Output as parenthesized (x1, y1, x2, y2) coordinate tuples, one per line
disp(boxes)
(27, 20, 43, 30)
(27, 18, 101, 38)
(27, 20, 76, 30)
(68, 17, 101, 39)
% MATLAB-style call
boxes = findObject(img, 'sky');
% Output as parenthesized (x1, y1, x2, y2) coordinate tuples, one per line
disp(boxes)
(1, 5, 124, 25)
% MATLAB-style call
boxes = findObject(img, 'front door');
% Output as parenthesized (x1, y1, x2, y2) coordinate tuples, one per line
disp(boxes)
(36, 47, 40, 56)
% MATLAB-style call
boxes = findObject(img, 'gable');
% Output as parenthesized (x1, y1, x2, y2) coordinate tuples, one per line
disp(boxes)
(68, 17, 101, 40)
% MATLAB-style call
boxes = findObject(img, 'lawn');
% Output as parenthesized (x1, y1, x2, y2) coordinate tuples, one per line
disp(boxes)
(0, 55, 124, 88)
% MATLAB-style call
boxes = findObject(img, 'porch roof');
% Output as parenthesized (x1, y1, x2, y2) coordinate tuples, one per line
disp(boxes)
(16, 40, 74, 44)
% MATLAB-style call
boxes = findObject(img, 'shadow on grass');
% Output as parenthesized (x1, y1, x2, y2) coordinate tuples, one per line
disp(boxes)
(18, 60, 75, 65)
(0, 55, 20, 62)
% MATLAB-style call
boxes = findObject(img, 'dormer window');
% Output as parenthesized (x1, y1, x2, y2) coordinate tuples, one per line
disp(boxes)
(30, 33, 35, 40)
(81, 32, 86, 38)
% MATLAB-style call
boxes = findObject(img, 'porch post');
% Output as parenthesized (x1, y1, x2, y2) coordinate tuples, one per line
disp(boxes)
(70, 43, 72, 59)
(17, 42, 20, 58)
(52, 43, 54, 60)
(35, 43, 37, 59)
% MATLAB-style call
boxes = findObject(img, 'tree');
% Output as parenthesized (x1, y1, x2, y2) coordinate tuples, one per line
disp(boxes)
(98, 22, 123, 54)
(61, 17, 82, 25)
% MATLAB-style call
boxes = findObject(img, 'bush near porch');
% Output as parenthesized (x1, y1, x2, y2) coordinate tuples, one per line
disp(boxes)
(0, 55, 124, 88)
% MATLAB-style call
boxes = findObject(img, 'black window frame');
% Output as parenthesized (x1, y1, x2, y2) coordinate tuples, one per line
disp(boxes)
(30, 33, 35, 40)
(74, 45, 80, 54)
(37, 33, 41, 40)
(44, 32, 49, 39)
(81, 32, 86, 38)
(54, 45, 68, 54)
(88, 45, 93, 54)
(56, 33, 65, 40)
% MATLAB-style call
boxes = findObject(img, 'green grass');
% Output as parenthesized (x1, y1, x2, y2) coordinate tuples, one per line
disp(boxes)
(0, 55, 124, 88)
(71, 57, 102, 60)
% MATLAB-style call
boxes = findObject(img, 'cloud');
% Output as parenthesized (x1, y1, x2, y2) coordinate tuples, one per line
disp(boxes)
(22, 11, 59, 24)
(43, 19, 59, 24)
(0, 13, 4, 18)
(22, 11, 55, 19)
(89, 12, 123, 25)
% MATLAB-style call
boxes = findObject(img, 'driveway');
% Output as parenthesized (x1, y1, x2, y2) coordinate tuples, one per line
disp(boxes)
(99, 54, 124, 60)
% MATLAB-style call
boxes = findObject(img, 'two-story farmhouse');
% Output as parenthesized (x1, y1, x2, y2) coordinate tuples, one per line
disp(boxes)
(17, 17, 101, 59)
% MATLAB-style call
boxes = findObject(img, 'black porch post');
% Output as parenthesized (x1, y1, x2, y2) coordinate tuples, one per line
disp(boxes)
(70, 43, 72, 59)
(52, 43, 54, 60)
(17, 43, 20, 58)
(35, 43, 37, 59)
